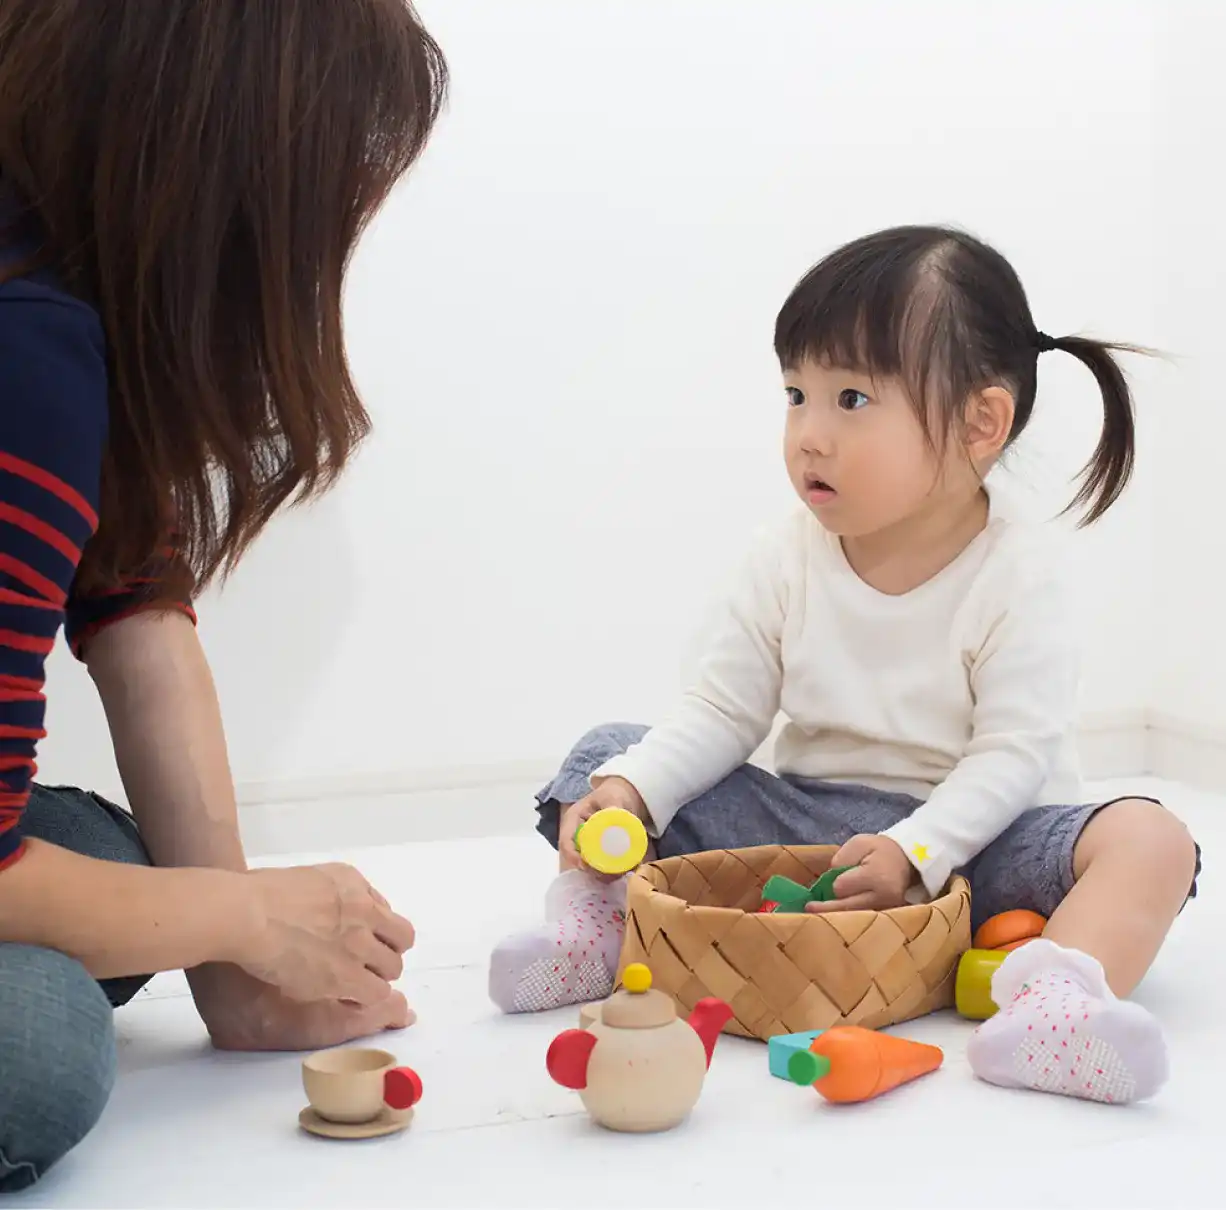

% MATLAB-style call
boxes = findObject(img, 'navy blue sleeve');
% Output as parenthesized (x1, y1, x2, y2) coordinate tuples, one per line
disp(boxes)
(0, 283, 109, 868)
(64, 547, 197, 659)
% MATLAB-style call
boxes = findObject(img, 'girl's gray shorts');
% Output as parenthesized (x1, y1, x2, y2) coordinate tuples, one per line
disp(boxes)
(534, 722, 1200, 933)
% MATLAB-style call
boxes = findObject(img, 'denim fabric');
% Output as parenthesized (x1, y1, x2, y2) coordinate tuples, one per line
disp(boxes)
(0, 785, 153, 1192)
(534, 722, 1200, 935)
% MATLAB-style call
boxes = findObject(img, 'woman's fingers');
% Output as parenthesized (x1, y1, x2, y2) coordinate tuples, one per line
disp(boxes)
(365, 989, 415, 1032)
(371, 900, 416, 953)
(353, 929, 404, 983)
(337, 963, 397, 1007)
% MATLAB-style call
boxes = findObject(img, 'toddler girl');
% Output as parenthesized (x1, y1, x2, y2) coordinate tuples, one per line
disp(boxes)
(489, 225, 1198, 1106)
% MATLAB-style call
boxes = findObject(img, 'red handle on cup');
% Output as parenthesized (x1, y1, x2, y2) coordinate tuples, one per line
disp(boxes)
(382, 1065, 423, 1111)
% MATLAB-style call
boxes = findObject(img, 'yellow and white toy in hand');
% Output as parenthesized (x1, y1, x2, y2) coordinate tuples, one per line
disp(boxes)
(574, 807, 649, 875)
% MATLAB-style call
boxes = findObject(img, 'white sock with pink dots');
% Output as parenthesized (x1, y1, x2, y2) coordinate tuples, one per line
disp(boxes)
(966, 938, 1168, 1104)
(488, 870, 627, 1014)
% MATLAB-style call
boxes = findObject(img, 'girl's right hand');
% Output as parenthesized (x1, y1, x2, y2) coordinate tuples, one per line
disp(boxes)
(233, 863, 416, 1006)
(558, 776, 649, 873)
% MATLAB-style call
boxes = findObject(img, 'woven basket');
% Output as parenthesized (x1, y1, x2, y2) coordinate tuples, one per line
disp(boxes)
(619, 844, 971, 1041)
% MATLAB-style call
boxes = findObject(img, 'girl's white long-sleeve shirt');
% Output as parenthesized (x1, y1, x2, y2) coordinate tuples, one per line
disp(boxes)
(591, 502, 1084, 899)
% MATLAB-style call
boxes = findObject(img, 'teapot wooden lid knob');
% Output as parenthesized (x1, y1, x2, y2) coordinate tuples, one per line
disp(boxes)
(601, 964, 676, 1029)
(622, 963, 652, 993)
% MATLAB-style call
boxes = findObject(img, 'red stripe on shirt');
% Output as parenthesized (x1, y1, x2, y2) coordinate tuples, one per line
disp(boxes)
(0, 628, 55, 655)
(0, 502, 82, 564)
(69, 598, 197, 657)
(0, 553, 67, 606)
(0, 672, 46, 697)
(0, 586, 59, 611)
(0, 450, 99, 528)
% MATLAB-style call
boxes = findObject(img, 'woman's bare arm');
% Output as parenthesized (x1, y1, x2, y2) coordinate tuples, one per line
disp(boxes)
(0, 836, 252, 977)
(84, 609, 248, 874)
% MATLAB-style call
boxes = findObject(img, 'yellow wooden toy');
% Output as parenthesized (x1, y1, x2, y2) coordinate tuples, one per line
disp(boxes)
(575, 807, 649, 875)
(955, 948, 1008, 1019)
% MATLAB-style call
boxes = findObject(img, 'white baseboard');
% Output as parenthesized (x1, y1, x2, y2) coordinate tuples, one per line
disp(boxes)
(1147, 711, 1226, 792)
(232, 760, 557, 808)
(235, 708, 1189, 857)
(235, 764, 557, 857)
(1075, 709, 1150, 779)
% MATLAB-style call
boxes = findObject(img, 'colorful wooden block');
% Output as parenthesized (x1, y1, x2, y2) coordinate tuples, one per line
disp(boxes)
(768, 1030, 824, 1079)
(760, 868, 854, 913)
(760, 875, 812, 913)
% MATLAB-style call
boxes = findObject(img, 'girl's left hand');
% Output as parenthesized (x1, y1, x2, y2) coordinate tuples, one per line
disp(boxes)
(804, 834, 914, 913)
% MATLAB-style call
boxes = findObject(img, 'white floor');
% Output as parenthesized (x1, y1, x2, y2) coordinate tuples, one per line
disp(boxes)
(12, 778, 1221, 1209)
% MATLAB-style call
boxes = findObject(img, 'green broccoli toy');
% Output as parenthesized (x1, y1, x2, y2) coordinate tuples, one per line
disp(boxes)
(759, 867, 854, 913)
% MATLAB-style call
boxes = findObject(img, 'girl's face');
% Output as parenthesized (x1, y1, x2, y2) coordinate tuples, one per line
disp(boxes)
(781, 360, 981, 538)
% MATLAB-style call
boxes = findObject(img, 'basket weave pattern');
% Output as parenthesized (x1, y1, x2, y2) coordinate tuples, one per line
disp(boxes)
(619, 844, 971, 1041)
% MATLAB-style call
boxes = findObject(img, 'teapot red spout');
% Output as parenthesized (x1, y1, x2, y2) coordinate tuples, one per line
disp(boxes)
(546, 1028, 598, 1090)
(686, 997, 734, 1066)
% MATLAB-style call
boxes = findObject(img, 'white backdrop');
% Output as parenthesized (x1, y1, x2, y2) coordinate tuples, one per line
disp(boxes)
(1151, 2, 1226, 736)
(39, 0, 1172, 808)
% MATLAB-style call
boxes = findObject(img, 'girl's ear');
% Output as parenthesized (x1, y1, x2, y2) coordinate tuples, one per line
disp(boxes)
(963, 386, 1014, 462)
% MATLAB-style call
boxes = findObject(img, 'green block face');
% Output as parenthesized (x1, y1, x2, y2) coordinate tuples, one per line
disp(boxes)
(760, 875, 811, 913)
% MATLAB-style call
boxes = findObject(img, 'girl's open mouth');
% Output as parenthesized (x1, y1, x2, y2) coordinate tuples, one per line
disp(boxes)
(804, 474, 837, 500)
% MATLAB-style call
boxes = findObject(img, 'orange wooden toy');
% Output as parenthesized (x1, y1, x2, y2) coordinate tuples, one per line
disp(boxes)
(786, 1026, 943, 1103)
(972, 909, 1046, 952)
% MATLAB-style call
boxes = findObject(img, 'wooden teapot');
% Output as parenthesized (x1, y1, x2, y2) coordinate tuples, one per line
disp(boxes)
(546, 963, 732, 1132)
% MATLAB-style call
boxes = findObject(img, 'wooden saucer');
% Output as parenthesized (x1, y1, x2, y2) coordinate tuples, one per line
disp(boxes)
(298, 1106, 414, 1140)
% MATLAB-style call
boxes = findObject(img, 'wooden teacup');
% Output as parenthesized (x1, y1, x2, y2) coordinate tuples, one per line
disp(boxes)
(301, 1047, 422, 1124)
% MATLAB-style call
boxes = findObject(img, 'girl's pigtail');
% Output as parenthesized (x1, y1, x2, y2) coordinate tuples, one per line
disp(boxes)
(1046, 335, 1144, 525)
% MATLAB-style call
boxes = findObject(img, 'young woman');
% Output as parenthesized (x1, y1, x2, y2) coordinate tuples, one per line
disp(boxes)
(0, 0, 446, 1190)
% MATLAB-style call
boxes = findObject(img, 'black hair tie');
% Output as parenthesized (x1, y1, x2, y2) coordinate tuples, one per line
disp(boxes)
(1035, 331, 1059, 353)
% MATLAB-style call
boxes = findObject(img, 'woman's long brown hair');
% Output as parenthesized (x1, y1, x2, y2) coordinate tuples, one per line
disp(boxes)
(0, 0, 447, 596)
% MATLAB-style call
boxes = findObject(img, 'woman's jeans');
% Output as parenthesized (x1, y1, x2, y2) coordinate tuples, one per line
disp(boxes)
(0, 785, 153, 1192)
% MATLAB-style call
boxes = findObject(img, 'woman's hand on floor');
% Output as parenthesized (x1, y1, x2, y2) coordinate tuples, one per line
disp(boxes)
(558, 777, 648, 875)
(804, 834, 913, 913)
(232, 862, 416, 1005)
(188, 963, 415, 1052)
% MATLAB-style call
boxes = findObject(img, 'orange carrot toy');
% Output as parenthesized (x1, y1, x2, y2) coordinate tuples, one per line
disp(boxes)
(972, 909, 1046, 953)
(786, 1026, 943, 1103)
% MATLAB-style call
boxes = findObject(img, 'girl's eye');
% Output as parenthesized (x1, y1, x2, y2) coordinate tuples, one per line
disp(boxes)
(838, 388, 870, 411)
(785, 386, 805, 407)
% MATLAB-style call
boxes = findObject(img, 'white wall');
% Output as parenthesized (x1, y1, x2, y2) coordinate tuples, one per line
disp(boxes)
(37, 0, 1163, 807)
(1150, 2, 1226, 744)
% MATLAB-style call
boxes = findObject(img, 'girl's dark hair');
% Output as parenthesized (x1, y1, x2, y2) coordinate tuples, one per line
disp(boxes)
(0, 0, 447, 595)
(774, 225, 1144, 525)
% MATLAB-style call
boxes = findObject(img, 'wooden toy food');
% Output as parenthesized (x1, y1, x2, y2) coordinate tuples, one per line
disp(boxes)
(955, 948, 1008, 1019)
(575, 807, 649, 875)
(546, 962, 732, 1132)
(759, 867, 854, 913)
(768, 1029, 824, 1079)
(973, 909, 1046, 952)
(955, 914, 1044, 1018)
(786, 1026, 943, 1103)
